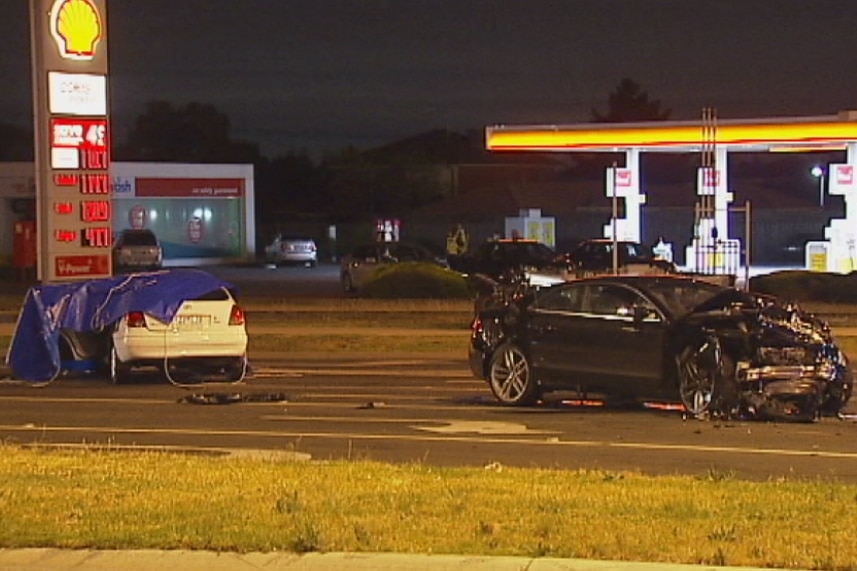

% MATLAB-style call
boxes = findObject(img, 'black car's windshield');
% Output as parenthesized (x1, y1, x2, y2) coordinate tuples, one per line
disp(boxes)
(644, 280, 726, 317)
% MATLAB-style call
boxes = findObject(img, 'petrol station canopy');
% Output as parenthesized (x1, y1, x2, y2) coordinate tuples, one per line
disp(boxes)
(485, 111, 857, 154)
(484, 110, 857, 275)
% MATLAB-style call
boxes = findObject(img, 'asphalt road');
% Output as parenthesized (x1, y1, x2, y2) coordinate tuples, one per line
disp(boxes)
(2, 354, 857, 482)
(203, 262, 346, 298)
(2, 262, 856, 483)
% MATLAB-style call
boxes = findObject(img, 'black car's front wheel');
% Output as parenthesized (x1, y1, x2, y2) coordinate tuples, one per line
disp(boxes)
(677, 337, 737, 417)
(488, 343, 539, 406)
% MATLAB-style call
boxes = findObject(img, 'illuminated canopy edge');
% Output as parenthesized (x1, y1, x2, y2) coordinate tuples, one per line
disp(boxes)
(485, 114, 857, 153)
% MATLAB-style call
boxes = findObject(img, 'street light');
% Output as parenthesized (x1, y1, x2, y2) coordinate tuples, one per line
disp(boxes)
(811, 165, 825, 207)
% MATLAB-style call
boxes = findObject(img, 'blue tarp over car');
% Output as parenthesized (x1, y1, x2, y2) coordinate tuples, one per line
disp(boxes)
(5, 269, 236, 383)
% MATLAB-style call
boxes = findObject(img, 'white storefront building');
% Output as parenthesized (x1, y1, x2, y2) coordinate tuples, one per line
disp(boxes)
(0, 161, 255, 269)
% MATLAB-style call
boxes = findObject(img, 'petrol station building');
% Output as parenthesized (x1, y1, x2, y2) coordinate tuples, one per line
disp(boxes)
(0, 161, 256, 270)
(486, 111, 857, 274)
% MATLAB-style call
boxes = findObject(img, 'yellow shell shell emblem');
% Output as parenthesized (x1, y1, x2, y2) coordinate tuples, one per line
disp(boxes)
(50, 0, 103, 61)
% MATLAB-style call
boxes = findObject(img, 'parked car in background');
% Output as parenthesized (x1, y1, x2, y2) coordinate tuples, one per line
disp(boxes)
(112, 229, 163, 272)
(340, 241, 445, 292)
(564, 238, 676, 277)
(450, 238, 570, 283)
(264, 234, 318, 267)
(469, 274, 852, 421)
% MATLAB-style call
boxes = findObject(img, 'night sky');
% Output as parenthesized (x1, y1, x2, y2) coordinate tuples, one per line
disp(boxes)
(3, 0, 857, 158)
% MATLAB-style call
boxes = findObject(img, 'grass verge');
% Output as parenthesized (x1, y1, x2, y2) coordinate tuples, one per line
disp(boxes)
(1, 446, 856, 570)
(248, 334, 466, 354)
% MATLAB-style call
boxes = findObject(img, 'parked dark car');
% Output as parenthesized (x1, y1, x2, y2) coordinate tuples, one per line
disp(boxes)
(451, 239, 570, 282)
(564, 238, 676, 277)
(340, 241, 446, 292)
(112, 229, 163, 272)
(469, 274, 852, 421)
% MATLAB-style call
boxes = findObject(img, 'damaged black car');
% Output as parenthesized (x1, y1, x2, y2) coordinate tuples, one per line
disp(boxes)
(468, 274, 852, 421)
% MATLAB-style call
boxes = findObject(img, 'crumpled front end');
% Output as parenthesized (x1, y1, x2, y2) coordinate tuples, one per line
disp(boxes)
(733, 305, 853, 420)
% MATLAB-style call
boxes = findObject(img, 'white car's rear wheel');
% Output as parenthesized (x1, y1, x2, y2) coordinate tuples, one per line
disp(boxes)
(225, 354, 248, 382)
(109, 344, 130, 385)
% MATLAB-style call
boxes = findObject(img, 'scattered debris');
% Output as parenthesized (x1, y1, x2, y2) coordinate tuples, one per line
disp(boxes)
(483, 461, 503, 472)
(359, 401, 387, 409)
(178, 392, 290, 405)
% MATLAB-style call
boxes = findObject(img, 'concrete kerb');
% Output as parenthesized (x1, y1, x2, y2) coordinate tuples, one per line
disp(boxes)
(0, 549, 804, 571)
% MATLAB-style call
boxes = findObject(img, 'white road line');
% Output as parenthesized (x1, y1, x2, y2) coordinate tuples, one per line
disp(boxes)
(250, 367, 473, 378)
(1, 424, 856, 460)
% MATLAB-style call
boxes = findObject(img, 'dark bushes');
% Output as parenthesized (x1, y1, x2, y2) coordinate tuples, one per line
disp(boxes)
(749, 270, 857, 303)
(360, 262, 471, 299)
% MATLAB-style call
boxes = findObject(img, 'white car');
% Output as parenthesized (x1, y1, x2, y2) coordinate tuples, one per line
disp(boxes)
(8, 269, 250, 385)
(107, 286, 248, 384)
(53, 286, 248, 385)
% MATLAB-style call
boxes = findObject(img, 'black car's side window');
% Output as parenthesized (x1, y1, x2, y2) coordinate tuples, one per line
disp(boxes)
(534, 285, 585, 312)
(583, 285, 657, 319)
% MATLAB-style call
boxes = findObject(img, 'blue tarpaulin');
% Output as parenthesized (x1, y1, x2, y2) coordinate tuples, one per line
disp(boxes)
(5, 269, 236, 383)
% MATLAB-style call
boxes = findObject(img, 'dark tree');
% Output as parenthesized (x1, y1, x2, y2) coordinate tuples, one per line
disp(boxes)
(319, 143, 450, 222)
(113, 100, 261, 163)
(591, 78, 671, 123)
(255, 150, 327, 221)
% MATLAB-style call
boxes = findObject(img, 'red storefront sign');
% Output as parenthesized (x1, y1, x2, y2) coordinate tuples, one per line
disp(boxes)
(135, 178, 244, 198)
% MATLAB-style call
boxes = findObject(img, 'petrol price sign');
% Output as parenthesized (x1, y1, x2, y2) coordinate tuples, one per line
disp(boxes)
(50, 118, 108, 170)
(33, 0, 113, 281)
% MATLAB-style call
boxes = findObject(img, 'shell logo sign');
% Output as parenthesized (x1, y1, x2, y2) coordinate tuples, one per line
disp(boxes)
(49, 0, 103, 61)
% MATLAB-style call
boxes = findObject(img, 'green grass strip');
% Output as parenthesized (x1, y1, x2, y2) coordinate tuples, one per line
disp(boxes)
(0, 446, 856, 570)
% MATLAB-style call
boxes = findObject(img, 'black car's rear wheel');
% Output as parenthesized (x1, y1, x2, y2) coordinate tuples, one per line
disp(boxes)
(677, 338, 736, 417)
(488, 343, 539, 406)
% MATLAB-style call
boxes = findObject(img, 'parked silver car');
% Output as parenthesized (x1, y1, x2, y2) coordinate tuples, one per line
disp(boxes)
(112, 229, 163, 272)
(264, 234, 318, 267)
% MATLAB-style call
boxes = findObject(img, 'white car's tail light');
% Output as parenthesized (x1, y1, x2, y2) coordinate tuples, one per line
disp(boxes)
(127, 311, 147, 328)
(229, 305, 246, 326)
